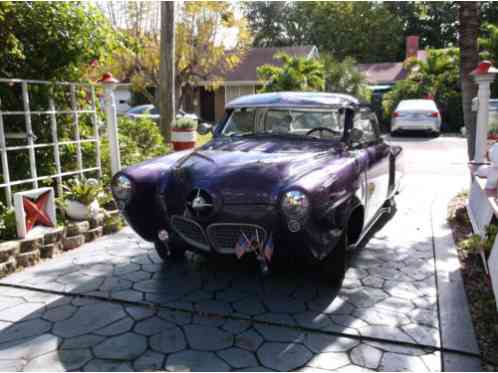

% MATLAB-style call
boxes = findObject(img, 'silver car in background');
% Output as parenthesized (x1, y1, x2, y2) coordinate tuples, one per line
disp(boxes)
(391, 99, 441, 136)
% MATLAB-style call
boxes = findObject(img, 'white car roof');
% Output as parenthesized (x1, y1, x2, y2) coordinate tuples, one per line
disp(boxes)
(396, 99, 438, 111)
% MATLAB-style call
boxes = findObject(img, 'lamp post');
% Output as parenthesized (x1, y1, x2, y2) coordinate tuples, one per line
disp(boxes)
(98, 73, 121, 176)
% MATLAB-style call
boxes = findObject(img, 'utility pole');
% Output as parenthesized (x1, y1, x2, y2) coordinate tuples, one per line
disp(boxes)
(159, 1, 175, 142)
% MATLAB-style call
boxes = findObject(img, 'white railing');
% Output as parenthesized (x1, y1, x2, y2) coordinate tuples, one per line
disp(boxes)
(0, 78, 103, 208)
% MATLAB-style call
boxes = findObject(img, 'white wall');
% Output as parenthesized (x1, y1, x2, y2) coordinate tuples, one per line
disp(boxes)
(114, 86, 132, 114)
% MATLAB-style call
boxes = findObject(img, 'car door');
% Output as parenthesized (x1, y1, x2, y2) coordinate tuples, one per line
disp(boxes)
(352, 111, 390, 224)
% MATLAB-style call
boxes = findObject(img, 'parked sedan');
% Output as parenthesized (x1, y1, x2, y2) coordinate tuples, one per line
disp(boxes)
(125, 105, 200, 124)
(391, 99, 441, 136)
(111, 92, 404, 284)
(125, 105, 160, 122)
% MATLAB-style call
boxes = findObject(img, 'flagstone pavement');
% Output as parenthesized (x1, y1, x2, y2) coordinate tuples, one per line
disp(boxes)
(0, 136, 476, 371)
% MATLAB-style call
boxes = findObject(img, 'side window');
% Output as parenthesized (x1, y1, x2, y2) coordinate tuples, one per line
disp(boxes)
(353, 112, 378, 144)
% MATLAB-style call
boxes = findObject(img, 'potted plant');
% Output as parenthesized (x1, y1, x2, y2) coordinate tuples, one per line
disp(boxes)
(171, 116, 198, 151)
(63, 178, 102, 221)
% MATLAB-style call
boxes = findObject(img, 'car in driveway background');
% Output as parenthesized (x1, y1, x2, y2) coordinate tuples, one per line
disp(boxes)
(125, 105, 202, 125)
(125, 104, 160, 122)
(391, 99, 441, 136)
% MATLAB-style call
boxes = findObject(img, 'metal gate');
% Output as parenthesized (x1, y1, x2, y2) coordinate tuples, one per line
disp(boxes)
(0, 79, 103, 207)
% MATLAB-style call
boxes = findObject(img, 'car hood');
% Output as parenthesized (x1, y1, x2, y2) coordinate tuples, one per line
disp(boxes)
(169, 137, 350, 204)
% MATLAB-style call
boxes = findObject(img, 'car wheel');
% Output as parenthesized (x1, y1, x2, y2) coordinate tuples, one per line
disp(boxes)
(320, 223, 349, 286)
(154, 239, 187, 261)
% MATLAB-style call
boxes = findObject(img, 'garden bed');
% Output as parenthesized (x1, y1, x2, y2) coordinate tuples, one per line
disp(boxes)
(448, 192, 498, 371)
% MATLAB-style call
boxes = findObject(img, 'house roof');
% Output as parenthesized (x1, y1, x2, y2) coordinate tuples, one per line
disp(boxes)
(215, 46, 317, 84)
(357, 62, 408, 85)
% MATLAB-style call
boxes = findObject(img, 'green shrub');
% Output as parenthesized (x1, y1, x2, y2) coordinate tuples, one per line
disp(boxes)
(99, 116, 171, 185)
(0, 203, 17, 241)
(461, 224, 498, 256)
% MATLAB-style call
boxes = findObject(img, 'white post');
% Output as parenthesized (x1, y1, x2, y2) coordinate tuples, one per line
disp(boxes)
(100, 73, 121, 175)
(472, 61, 498, 162)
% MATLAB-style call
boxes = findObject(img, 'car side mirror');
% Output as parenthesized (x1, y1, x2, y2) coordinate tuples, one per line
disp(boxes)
(197, 122, 212, 135)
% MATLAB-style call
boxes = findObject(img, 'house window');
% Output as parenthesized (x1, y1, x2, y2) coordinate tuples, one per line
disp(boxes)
(225, 85, 255, 103)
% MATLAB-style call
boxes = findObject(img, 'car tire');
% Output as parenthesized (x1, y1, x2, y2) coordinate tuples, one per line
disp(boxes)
(154, 239, 187, 261)
(320, 223, 349, 286)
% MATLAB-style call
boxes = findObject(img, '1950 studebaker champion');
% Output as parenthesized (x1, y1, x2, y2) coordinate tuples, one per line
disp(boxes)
(111, 92, 403, 283)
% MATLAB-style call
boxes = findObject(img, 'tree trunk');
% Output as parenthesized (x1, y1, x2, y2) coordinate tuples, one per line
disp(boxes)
(159, 1, 175, 142)
(458, 2, 480, 160)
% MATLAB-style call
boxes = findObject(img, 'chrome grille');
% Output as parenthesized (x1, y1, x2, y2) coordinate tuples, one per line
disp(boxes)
(207, 224, 266, 254)
(171, 216, 210, 251)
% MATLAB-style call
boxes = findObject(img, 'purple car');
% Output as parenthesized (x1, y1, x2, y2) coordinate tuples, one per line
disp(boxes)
(111, 92, 403, 283)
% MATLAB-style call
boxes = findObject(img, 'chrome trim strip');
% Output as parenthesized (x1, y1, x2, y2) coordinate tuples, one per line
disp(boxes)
(171, 215, 210, 252)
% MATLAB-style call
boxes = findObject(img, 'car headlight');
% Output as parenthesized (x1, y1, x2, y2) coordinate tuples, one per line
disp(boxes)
(281, 190, 310, 220)
(112, 174, 132, 203)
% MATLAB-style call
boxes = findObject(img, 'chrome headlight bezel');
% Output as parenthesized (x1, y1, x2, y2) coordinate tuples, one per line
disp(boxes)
(280, 190, 310, 221)
(111, 174, 133, 204)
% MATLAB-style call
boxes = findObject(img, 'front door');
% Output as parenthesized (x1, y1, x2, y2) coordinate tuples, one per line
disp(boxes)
(200, 87, 215, 123)
(353, 112, 390, 224)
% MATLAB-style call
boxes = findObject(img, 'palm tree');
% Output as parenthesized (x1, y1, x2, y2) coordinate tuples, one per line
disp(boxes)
(321, 54, 370, 100)
(404, 49, 459, 99)
(159, 1, 175, 142)
(257, 53, 325, 93)
(458, 2, 480, 159)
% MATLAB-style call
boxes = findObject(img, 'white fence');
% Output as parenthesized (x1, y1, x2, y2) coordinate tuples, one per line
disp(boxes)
(0, 78, 105, 208)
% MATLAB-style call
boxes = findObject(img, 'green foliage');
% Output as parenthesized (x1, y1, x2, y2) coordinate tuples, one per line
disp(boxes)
(242, 2, 306, 47)
(63, 178, 102, 206)
(173, 117, 198, 130)
(257, 53, 325, 93)
(0, 203, 17, 241)
(480, 23, 498, 98)
(461, 224, 498, 256)
(321, 54, 371, 101)
(100, 117, 170, 185)
(0, 2, 116, 81)
(245, 2, 403, 63)
(245, 2, 498, 64)
(382, 49, 463, 132)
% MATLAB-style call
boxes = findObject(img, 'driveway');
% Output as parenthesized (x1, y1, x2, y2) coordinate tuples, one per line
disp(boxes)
(0, 135, 472, 371)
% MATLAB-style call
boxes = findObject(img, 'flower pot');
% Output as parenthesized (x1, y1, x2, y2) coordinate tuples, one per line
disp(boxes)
(65, 200, 100, 221)
(172, 128, 196, 151)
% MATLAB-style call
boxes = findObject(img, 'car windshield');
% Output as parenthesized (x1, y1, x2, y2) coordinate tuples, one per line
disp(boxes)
(222, 108, 343, 139)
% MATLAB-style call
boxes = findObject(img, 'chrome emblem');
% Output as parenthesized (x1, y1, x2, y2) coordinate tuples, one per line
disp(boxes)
(187, 188, 214, 217)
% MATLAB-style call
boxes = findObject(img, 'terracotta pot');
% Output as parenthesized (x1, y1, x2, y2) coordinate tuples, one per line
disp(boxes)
(172, 128, 196, 151)
(65, 200, 100, 221)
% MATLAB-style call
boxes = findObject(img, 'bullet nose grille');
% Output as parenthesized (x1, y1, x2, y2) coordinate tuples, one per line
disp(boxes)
(207, 224, 266, 254)
(171, 216, 209, 251)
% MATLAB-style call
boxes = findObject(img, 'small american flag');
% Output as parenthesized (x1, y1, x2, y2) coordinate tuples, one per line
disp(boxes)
(263, 233, 274, 261)
(235, 233, 251, 259)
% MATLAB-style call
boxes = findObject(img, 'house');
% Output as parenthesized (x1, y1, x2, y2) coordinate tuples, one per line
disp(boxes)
(357, 36, 426, 89)
(185, 46, 319, 122)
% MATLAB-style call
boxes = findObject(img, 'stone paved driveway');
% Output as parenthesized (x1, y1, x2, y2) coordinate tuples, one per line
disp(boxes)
(0, 136, 470, 371)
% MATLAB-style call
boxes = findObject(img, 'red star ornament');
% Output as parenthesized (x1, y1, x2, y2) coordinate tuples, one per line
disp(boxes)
(23, 191, 54, 232)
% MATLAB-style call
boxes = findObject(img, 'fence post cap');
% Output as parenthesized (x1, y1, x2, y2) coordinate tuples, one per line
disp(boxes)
(97, 72, 119, 84)
(471, 60, 498, 76)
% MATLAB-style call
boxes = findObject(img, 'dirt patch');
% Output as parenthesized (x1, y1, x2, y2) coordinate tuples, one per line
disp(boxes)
(448, 192, 498, 371)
